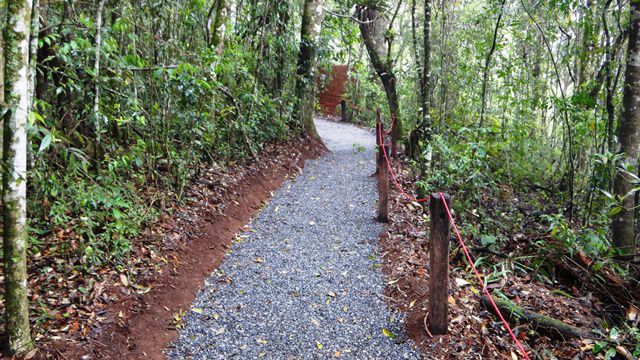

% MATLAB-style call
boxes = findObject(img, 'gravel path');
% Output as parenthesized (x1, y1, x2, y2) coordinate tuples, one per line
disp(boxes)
(169, 118, 418, 359)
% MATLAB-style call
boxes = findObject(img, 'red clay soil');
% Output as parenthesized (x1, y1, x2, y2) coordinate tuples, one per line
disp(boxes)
(34, 137, 326, 360)
(318, 65, 348, 116)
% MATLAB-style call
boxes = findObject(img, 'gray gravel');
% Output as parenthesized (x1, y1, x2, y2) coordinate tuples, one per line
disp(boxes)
(169, 118, 418, 359)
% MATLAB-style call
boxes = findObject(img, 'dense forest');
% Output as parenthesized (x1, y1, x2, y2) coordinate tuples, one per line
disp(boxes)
(2, 0, 640, 358)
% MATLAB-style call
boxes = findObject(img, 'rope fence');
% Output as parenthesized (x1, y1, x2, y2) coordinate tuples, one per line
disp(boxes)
(374, 110, 531, 360)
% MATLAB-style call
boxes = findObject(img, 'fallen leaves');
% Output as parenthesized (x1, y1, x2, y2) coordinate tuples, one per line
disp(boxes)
(119, 274, 130, 287)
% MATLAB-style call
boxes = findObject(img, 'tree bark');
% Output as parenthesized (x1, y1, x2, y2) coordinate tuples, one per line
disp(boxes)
(612, 0, 640, 254)
(2, 0, 34, 354)
(356, 5, 401, 156)
(295, 0, 324, 139)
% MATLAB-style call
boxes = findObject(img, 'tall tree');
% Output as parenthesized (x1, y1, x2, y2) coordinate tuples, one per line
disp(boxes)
(420, 0, 431, 134)
(2, 0, 35, 354)
(479, 0, 506, 127)
(92, 0, 106, 163)
(295, 0, 325, 138)
(612, 0, 640, 254)
(409, 0, 432, 160)
(356, 3, 401, 156)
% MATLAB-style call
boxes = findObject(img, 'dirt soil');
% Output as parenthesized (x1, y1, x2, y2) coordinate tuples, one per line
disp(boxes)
(378, 156, 603, 359)
(32, 137, 326, 360)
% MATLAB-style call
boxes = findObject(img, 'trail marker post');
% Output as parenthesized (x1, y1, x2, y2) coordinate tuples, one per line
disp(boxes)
(428, 192, 451, 335)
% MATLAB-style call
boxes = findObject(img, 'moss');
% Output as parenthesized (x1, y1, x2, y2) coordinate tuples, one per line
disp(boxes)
(2, 0, 34, 355)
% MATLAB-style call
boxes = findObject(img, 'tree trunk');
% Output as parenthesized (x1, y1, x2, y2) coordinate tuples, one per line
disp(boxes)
(92, 0, 106, 164)
(409, 0, 432, 160)
(411, 0, 424, 115)
(356, 5, 401, 156)
(479, 0, 506, 127)
(2, 0, 34, 354)
(1, 0, 5, 108)
(603, 0, 616, 155)
(295, 0, 325, 139)
(207, 0, 227, 54)
(274, 1, 290, 95)
(612, 0, 640, 254)
(420, 0, 431, 136)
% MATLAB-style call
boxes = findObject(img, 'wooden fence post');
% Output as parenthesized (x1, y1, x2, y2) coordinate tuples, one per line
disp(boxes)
(373, 113, 383, 177)
(428, 192, 451, 335)
(391, 112, 398, 157)
(377, 143, 389, 223)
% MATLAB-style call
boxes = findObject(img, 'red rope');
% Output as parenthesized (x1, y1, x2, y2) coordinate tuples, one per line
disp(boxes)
(438, 192, 531, 360)
(378, 123, 429, 203)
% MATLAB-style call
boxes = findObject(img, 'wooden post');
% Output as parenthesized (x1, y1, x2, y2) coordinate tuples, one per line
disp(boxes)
(377, 144, 389, 223)
(373, 111, 383, 177)
(390, 112, 398, 157)
(341, 99, 348, 122)
(376, 120, 383, 148)
(428, 192, 451, 335)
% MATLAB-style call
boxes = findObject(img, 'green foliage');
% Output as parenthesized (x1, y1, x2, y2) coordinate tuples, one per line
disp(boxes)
(26, 0, 304, 267)
(592, 327, 640, 359)
(343, 62, 387, 125)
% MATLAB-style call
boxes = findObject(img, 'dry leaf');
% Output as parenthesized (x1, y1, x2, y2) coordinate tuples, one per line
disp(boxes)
(119, 274, 130, 287)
